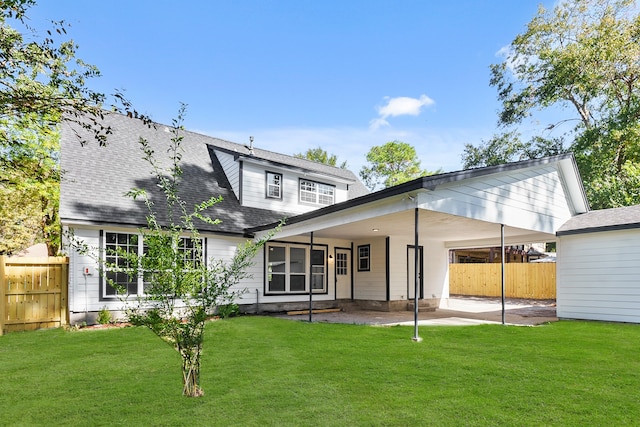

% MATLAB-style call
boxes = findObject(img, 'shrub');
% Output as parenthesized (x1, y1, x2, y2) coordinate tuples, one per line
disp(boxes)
(217, 303, 239, 319)
(96, 307, 112, 325)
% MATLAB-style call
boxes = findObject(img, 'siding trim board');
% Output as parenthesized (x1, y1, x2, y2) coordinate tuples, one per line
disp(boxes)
(556, 222, 640, 236)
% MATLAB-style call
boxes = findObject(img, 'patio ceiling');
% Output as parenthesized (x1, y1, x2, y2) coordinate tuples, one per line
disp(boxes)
(294, 207, 556, 248)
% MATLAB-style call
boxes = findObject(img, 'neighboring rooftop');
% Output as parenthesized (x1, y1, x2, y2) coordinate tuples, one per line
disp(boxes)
(557, 204, 640, 236)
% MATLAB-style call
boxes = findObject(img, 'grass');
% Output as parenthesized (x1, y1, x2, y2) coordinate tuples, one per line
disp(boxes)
(1, 318, 639, 426)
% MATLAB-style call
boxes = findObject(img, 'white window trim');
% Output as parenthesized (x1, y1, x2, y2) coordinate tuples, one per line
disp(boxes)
(266, 171, 282, 199)
(101, 232, 205, 300)
(299, 179, 335, 206)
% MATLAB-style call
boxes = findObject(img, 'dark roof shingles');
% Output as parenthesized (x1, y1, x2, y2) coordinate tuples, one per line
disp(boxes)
(557, 204, 640, 235)
(61, 112, 361, 234)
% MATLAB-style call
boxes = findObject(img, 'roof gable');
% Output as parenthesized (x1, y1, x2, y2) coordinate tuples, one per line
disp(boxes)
(248, 153, 589, 236)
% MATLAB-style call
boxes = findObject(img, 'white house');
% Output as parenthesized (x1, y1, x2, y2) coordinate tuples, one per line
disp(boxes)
(556, 205, 640, 323)
(61, 112, 589, 324)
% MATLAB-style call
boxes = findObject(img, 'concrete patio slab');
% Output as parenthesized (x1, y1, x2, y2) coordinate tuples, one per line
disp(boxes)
(275, 297, 558, 327)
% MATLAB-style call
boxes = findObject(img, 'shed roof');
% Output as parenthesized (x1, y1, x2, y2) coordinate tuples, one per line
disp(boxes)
(557, 204, 640, 236)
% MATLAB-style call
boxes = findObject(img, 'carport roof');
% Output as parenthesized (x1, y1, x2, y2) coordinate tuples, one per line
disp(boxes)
(246, 153, 588, 242)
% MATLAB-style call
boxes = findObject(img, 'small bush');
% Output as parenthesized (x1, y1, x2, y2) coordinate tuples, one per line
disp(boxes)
(96, 307, 112, 325)
(217, 303, 239, 319)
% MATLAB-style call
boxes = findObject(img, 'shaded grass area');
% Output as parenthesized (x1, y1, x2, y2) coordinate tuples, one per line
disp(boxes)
(1, 318, 639, 426)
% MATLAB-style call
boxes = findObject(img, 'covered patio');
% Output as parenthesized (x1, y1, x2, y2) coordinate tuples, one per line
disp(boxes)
(248, 154, 588, 337)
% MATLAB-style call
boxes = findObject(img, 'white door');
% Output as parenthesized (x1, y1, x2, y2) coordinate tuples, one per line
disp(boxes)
(335, 248, 351, 299)
(407, 246, 423, 300)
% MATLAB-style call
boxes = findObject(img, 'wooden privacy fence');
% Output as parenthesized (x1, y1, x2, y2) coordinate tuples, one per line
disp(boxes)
(449, 263, 556, 299)
(0, 256, 68, 335)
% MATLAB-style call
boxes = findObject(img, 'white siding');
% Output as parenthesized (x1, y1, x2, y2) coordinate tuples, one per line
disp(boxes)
(65, 228, 103, 313)
(385, 238, 450, 303)
(240, 161, 350, 213)
(215, 150, 240, 198)
(557, 228, 640, 323)
(422, 240, 449, 302)
(421, 167, 572, 234)
(65, 227, 349, 317)
(353, 237, 387, 301)
(388, 238, 408, 300)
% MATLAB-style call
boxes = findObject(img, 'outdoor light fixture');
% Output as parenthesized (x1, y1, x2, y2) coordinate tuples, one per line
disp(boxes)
(372, 228, 379, 232)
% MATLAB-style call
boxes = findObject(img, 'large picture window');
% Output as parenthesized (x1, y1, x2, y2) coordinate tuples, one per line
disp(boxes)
(266, 243, 327, 294)
(102, 232, 204, 299)
(266, 172, 282, 199)
(299, 179, 334, 205)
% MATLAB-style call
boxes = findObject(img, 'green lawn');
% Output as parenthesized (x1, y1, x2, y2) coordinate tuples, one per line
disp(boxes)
(1, 318, 639, 426)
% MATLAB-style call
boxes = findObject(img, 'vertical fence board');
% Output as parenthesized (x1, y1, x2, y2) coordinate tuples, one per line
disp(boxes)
(0, 256, 5, 335)
(1, 256, 69, 334)
(449, 263, 556, 299)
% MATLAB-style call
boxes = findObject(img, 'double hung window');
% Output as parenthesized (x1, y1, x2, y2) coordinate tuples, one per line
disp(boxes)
(266, 243, 326, 294)
(266, 172, 282, 199)
(357, 244, 370, 272)
(299, 179, 334, 205)
(104, 232, 142, 297)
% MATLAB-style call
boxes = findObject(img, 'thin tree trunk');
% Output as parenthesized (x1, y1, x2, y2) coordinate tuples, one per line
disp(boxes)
(180, 343, 203, 397)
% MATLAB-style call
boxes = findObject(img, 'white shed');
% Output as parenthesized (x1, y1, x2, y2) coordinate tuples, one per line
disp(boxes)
(556, 205, 640, 323)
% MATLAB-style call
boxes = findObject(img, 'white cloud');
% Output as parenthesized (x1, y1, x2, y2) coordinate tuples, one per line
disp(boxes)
(369, 95, 435, 131)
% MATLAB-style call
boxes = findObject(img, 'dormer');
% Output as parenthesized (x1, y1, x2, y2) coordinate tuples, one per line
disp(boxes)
(210, 144, 367, 215)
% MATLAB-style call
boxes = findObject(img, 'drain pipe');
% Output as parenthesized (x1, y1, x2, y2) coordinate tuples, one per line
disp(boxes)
(255, 288, 260, 314)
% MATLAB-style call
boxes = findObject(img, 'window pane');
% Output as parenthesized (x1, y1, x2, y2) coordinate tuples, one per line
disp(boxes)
(290, 247, 306, 273)
(269, 274, 285, 292)
(268, 246, 286, 273)
(311, 249, 324, 265)
(290, 275, 306, 292)
(311, 274, 324, 290)
(337, 253, 347, 276)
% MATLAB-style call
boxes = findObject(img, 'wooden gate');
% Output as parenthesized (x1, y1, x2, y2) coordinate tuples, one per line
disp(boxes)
(0, 256, 68, 335)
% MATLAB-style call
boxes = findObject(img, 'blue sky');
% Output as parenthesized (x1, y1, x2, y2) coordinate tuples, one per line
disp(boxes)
(30, 1, 554, 174)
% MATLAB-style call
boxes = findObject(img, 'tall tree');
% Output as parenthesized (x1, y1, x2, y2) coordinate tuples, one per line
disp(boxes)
(1, 0, 125, 253)
(467, 0, 640, 208)
(462, 132, 565, 169)
(359, 140, 440, 190)
(0, 113, 60, 255)
(1, 0, 110, 142)
(294, 147, 348, 169)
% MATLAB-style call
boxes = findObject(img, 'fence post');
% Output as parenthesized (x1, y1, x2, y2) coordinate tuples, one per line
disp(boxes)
(0, 256, 6, 336)
(61, 257, 69, 326)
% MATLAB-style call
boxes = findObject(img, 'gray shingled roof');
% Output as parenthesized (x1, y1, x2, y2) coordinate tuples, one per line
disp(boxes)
(60, 112, 366, 235)
(557, 204, 640, 236)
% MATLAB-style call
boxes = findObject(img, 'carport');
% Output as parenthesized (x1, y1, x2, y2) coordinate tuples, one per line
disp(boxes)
(249, 154, 588, 339)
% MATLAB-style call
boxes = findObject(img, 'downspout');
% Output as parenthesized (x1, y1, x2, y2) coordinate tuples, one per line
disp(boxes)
(255, 288, 260, 314)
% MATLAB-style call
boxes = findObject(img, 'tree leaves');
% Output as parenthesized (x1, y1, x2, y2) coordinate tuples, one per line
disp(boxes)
(471, 0, 640, 208)
(359, 140, 440, 191)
